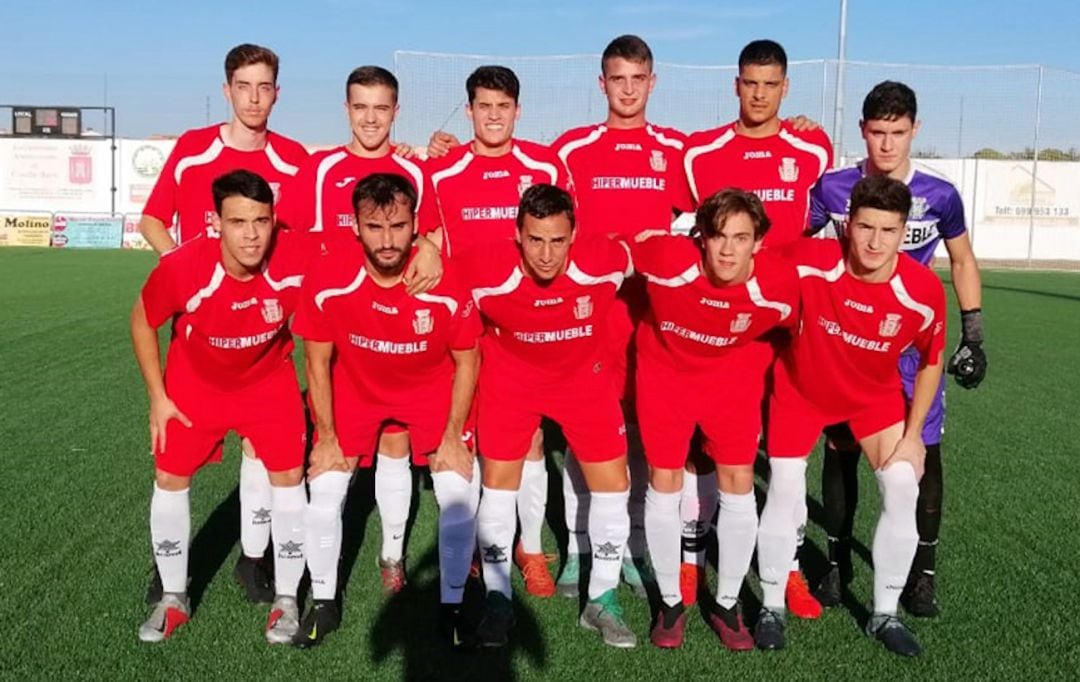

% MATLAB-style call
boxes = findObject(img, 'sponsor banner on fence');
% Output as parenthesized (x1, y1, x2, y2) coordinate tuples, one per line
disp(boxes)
(0, 138, 113, 213)
(51, 214, 124, 249)
(117, 139, 176, 215)
(0, 212, 53, 247)
(122, 214, 155, 250)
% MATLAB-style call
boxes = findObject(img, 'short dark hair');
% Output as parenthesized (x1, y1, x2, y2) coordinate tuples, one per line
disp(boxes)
(694, 188, 771, 240)
(346, 65, 399, 102)
(516, 184, 575, 230)
(738, 39, 787, 74)
(225, 44, 279, 83)
(862, 80, 918, 122)
(849, 175, 912, 218)
(601, 34, 653, 74)
(466, 66, 520, 104)
(212, 170, 274, 214)
(352, 173, 417, 217)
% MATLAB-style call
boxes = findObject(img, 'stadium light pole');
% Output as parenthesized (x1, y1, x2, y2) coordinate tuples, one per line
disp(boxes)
(832, 0, 849, 161)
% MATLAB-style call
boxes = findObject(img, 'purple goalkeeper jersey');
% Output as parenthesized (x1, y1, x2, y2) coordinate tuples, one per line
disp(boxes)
(809, 161, 967, 266)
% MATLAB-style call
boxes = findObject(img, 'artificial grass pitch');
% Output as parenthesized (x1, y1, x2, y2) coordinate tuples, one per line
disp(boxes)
(1, 248, 1078, 679)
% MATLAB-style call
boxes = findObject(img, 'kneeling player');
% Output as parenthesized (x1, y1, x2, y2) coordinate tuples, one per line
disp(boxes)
(292, 173, 481, 648)
(756, 175, 946, 656)
(633, 189, 797, 650)
(133, 170, 310, 643)
(467, 185, 636, 648)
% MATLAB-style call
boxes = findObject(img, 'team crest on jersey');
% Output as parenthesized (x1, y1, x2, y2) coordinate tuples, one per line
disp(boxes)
(574, 295, 594, 320)
(730, 312, 752, 333)
(413, 309, 434, 335)
(909, 196, 928, 220)
(650, 150, 667, 173)
(518, 175, 534, 197)
(879, 313, 903, 337)
(261, 299, 283, 324)
(779, 157, 799, 183)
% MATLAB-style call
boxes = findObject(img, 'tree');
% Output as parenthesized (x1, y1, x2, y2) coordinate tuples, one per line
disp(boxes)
(973, 148, 1006, 159)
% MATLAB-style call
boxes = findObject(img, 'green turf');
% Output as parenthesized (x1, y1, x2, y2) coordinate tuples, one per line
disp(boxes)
(1, 249, 1078, 679)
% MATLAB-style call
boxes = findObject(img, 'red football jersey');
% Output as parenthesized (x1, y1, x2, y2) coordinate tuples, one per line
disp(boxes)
(781, 238, 946, 414)
(631, 235, 798, 372)
(552, 123, 693, 239)
(683, 121, 833, 247)
(275, 146, 440, 235)
(143, 124, 309, 245)
(464, 236, 631, 378)
(141, 230, 313, 391)
(293, 239, 480, 407)
(428, 139, 571, 259)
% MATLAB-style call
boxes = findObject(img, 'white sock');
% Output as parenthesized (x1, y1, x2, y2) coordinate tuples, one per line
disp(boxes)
(239, 454, 273, 559)
(791, 497, 808, 572)
(872, 462, 920, 615)
(716, 490, 758, 610)
(626, 438, 649, 560)
(517, 458, 547, 554)
(757, 458, 807, 611)
(271, 483, 306, 598)
(562, 451, 589, 556)
(375, 454, 412, 561)
(305, 471, 351, 601)
(433, 469, 481, 604)
(477, 486, 518, 597)
(587, 489, 630, 599)
(680, 470, 716, 567)
(645, 485, 682, 607)
(150, 484, 190, 595)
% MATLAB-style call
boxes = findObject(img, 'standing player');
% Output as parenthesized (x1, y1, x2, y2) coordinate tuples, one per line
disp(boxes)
(132, 170, 310, 643)
(425, 65, 572, 599)
(683, 39, 833, 618)
(808, 81, 987, 616)
(550, 35, 694, 601)
(466, 185, 636, 649)
(634, 189, 798, 650)
(138, 45, 309, 604)
(291, 173, 481, 649)
(757, 175, 946, 656)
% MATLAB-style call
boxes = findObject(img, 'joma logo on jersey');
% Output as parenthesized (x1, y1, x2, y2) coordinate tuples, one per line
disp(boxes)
(261, 299, 283, 324)
(779, 157, 799, 182)
(699, 296, 731, 309)
(574, 295, 593, 320)
(844, 299, 874, 314)
(413, 309, 434, 335)
(614, 143, 643, 152)
(372, 301, 399, 315)
(744, 150, 772, 160)
(231, 297, 258, 311)
(517, 175, 533, 197)
(483, 170, 510, 180)
(730, 312, 752, 333)
(334, 176, 357, 189)
(649, 150, 667, 172)
(879, 314, 903, 337)
(534, 297, 564, 307)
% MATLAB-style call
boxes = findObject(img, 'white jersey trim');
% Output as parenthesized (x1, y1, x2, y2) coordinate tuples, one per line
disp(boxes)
(174, 137, 225, 185)
(264, 267, 303, 292)
(644, 263, 700, 288)
(472, 267, 524, 306)
(683, 129, 736, 203)
(315, 267, 367, 311)
(512, 145, 559, 184)
(431, 151, 475, 189)
(797, 258, 845, 282)
(415, 292, 459, 316)
(746, 277, 792, 320)
(889, 274, 935, 331)
(391, 155, 428, 215)
(264, 140, 300, 176)
(313, 150, 349, 233)
(184, 263, 226, 314)
(556, 126, 605, 168)
(778, 129, 830, 179)
(565, 261, 625, 289)
(646, 125, 684, 150)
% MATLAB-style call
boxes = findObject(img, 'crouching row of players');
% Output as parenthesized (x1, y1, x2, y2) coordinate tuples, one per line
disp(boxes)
(134, 168, 943, 657)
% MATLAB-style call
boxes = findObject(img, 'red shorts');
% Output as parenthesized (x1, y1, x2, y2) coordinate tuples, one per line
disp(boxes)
(478, 361, 626, 463)
(637, 343, 771, 469)
(155, 361, 306, 477)
(767, 361, 905, 457)
(321, 374, 473, 468)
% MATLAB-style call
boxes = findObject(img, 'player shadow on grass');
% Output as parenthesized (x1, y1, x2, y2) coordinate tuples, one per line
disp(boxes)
(187, 487, 241, 612)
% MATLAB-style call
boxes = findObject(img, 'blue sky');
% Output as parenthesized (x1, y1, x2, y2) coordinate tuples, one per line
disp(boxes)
(4, 0, 1079, 152)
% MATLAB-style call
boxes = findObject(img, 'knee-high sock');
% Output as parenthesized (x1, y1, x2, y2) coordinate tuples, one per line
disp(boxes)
(477, 486, 518, 597)
(562, 452, 589, 556)
(516, 458, 548, 554)
(305, 471, 351, 601)
(680, 470, 716, 567)
(433, 469, 481, 604)
(375, 454, 412, 561)
(239, 454, 273, 558)
(791, 494, 808, 572)
(715, 490, 757, 609)
(872, 462, 920, 615)
(625, 427, 649, 560)
(821, 444, 861, 564)
(645, 486, 682, 607)
(587, 490, 631, 599)
(757, 458, 807, 610)
(151, 484, 190, 595)
(271, 483, 306, 598)
(912, 444, 943, 575)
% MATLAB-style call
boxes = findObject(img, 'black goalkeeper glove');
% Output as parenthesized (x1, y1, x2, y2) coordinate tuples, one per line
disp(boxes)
(947, 309, 987, 389)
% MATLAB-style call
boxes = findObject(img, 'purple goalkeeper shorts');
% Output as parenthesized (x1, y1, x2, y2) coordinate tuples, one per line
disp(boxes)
(898, 350, 946, 446)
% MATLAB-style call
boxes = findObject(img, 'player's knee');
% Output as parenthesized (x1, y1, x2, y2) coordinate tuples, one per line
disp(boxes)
(876, 461, 919, 516)
(268, 466, 303, 487)
(648, 466, 682, 493)
(155, 469, 191, 491)
(377, 430, 411, 457)
(717, 465, 754, 495)
(433, 471, 479, 523)
(582, 458, 629, 493)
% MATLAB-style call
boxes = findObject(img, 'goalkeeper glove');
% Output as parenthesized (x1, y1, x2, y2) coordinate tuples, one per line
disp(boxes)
(947, 308, 987, 389)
